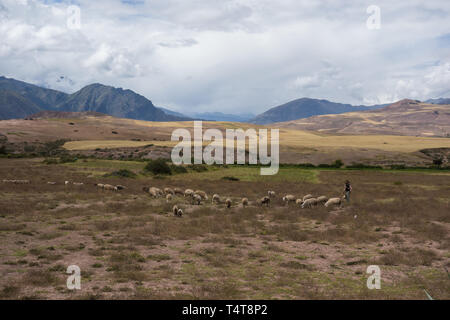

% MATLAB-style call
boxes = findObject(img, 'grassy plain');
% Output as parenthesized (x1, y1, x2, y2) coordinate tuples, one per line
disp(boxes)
(0, 158, 448, 299)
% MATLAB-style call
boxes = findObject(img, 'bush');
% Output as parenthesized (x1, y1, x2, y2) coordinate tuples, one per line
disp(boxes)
(222, 176, 239, 181)
(170, 165, 188, 174)
(188, 164, 208, 172)
(332, 159, 344, 168)
(145, 159, 172, 175)
(106, 169, 137, 179)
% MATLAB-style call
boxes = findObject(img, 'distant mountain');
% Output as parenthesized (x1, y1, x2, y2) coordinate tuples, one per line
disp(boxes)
(156, 106, 193, 119)
(274, 99, 450, 137)
(426, 98, 450, 105)
(249, 98, 386, 124)
(0, 90, 41, 119)
(0, 76, 189, 121)
(189, 112, 255, 122)
(57, 83, 189, 121)
(0, 76, 68, 110)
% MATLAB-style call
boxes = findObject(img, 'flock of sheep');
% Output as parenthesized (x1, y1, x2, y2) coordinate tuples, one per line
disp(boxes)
(141, 186, 344, 218)
(2, 179, 344, 217)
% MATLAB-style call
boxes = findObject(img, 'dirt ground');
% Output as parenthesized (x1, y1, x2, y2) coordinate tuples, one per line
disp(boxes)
(0, 158, 449, 299)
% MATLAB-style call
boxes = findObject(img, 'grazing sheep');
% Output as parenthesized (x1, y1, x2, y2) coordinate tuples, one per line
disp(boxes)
(192, 194, 202, 205)
(164, 187, 175, 195)
(172, 205, 179, 215)
(316, 196, 328, 204)
(295, 199, 303, 206)
(268, 190, 276, 197)
(225, 198, 232, 208)
(303, 194, 314, 201)
(166, 194, 173, 202)
(173, 187, 184, 196)
(147, 187, 163, 197)
(176, 208, 183, 217)
(115, 185, 126, 190)
(47, 181, 56, 185)
(302, 198, 318, 208)
(72, 182, 84, 186)
(65, 181, 70, 185)
(241, 197, 249, 207)
(282, 194, 296, 205)
(103, 184, 116, 191)
(324, 197, 342, 208)
(194, 190, 208, 200)
(95, 183, 104, 189)
(258, 196, 270, 207)
(212, 194, 220, 204)
(184, 189, 194, 197)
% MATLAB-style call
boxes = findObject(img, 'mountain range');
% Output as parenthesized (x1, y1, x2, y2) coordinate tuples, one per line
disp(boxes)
(0, 76, 188, 121)
(248, 98, 387, 124)
(1, 76, 449, 126)
(274, 99, 450, 137)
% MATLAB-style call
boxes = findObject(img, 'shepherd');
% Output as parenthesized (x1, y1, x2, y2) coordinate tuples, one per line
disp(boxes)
(344, 180, 352, 203)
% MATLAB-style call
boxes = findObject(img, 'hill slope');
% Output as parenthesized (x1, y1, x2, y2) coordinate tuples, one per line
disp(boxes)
(0, 90, 42, 120)
(249, 98, 384, 124)
(275, 99, 450, 137)
(0, 76, 68, 110)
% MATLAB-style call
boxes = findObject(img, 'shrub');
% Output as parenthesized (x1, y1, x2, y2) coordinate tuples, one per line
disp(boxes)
(145, 159, 172, 175)
(170, 165, 188, 174)
(188, 164, 208, 172)
(332, 159, 344, 168)
(222, 176, 239, 181)
(106, 169, 137, 178)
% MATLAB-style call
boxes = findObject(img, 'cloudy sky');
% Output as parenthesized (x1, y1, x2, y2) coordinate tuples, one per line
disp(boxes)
(0, 0, 449, 114)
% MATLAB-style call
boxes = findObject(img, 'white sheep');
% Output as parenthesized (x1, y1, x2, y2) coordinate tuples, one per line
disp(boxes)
(192, 194, 202, 205)
(212, 194, 220, 204)
(65, 181, 70, 185)
(303, 194, 314, 201)
(103, 184, 116, 191)
(282, 194, 296, 205)
(241, 197, 249, 207)
(225, 198, 232, 208)
(258, 196, 270, 207)
(95, 183, 104, 189)
(47, 181, 56, 185)
(174, 187, 184, 196)
(166, 194, 173, 202)
(324, 197, 342, 208)
(184, 189, 194, 197)
(164, 187, 174, 195)
(268, 190, 276, 197)
(316, 196, 328, 204)
(72, 182, 84, 186)
(172, 205, 179, 215)
(295, 199, 303, 206)
(176, 208, 183, 217)
(194, 190, 208, 200)
(302, 198, 317, 208)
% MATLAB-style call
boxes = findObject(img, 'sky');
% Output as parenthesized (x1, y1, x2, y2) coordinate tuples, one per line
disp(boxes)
(0, 0, 449, 114)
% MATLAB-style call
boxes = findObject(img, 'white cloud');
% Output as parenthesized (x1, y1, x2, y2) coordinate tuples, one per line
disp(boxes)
(0, 0, 449, 113)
